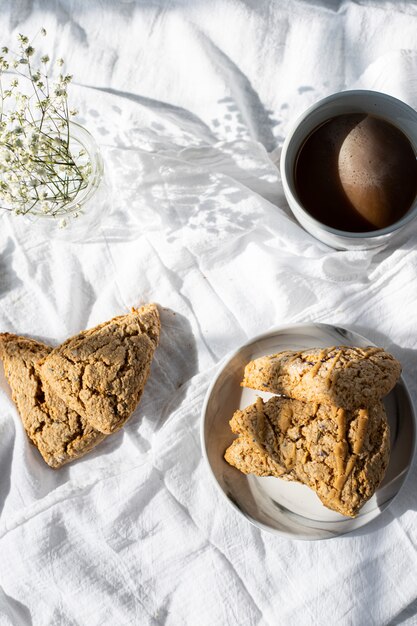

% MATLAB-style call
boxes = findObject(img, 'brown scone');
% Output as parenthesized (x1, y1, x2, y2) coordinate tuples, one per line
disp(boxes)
(224, 436, 289, 478)
(38, 304, 160, 434)
(225, 396, 390, 517)
(242, 346, 401, 409)
(0, 334, 105, 468)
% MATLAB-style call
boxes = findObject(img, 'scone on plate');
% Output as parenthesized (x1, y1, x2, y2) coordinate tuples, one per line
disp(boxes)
(224, 435, 289, 478)
(0, 334, 106, 468)
(38, 304, 160, 434)
(225, 396, 390, 517)
(242, 346, 401, 409)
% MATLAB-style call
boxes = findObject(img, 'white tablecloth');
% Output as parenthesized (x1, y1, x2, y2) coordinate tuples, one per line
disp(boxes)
(1, 1, 417, 624)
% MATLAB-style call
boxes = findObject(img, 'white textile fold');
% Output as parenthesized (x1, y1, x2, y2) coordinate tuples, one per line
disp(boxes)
(0, 1, 417, 624)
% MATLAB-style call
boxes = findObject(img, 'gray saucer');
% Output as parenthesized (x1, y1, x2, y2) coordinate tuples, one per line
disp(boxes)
(200, 323, 416, 540)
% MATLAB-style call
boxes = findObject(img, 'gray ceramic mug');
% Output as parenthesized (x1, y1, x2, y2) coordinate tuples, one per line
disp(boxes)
(280, 90, 417, 250)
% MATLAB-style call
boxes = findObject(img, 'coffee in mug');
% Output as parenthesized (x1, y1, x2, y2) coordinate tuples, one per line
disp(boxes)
(293, 113, 417, 232)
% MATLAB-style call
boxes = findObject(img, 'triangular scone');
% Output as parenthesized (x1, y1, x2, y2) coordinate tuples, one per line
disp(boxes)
(225, 396, 390, 517)
(38, 304, 160, 434)
(0, 334, 105, 468)
(224, 436, 290, 478)
(242, 346, 401, 409)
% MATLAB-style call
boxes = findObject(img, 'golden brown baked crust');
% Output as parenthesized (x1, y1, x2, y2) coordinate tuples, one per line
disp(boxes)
(225, 396, 390, 517)
(38, 304, 160, 434)
(224, 436, 287, 477)
(0, 333, 105, 468)
(242, 346, 401, 409)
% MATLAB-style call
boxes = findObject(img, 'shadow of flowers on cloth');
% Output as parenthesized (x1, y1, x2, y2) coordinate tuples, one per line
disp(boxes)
(56, 85, 287, 248)
(103, 138, 282, 253)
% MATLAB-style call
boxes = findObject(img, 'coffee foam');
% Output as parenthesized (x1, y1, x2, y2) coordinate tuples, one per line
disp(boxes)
(294, 112, 417, 231)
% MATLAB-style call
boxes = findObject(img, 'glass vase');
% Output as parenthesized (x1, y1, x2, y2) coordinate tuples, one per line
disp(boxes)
(3, 122, 106, 242)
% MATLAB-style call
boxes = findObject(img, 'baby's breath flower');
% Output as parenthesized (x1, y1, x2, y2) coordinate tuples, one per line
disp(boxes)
(35, 164, 47, 176)
(41, 28, 47, 37)
(57, 58, 64, 67)
(28, 130, 39, 143)
(0, 31, 93, 222)
(0, 148, 11, 163)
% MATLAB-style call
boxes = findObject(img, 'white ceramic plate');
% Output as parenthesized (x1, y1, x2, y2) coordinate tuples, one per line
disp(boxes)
(201, 323, 416, 540)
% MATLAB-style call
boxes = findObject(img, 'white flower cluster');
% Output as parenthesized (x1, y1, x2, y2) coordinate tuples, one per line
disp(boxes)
(0, 31, 92, 218)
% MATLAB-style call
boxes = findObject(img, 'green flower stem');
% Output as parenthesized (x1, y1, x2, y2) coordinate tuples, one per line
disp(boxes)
(0, 32, 92, 218)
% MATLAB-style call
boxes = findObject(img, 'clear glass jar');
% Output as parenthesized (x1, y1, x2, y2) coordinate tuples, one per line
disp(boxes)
(3, 122, 107, 242)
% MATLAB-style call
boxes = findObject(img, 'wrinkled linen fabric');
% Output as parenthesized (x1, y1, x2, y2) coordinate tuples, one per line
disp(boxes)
(1, 1, 417, 624)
